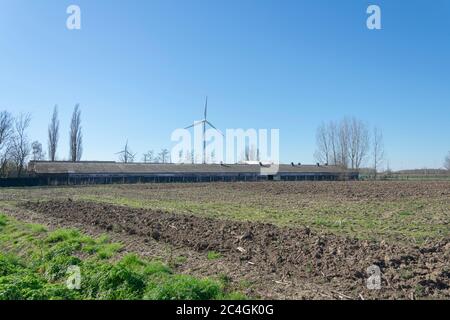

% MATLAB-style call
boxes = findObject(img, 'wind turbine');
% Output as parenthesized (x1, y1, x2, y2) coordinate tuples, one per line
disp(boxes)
(184, 97, 223, 164)
(116, 140, 136, 163)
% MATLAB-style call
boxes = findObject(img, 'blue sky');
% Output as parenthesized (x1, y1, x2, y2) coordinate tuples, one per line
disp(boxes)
(0, 0, 449, 169)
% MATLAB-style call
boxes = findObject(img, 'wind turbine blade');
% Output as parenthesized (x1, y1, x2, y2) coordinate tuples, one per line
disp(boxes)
(184, 120, 205, 130)
(206, 121, 224, 136)
(204, 96, 208, 120)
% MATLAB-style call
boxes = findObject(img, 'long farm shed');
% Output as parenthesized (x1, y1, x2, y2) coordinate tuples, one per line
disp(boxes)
(0, 161, 359, 187)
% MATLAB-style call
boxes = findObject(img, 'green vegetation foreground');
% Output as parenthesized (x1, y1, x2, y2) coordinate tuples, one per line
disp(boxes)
(0, 214, 243, 300)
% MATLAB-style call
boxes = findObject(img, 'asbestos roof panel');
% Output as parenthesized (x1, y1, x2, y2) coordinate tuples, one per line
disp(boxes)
(29, 161, 353, 175)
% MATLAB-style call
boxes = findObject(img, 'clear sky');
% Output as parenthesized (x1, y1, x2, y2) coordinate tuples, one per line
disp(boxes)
(0, 0, 449, 170)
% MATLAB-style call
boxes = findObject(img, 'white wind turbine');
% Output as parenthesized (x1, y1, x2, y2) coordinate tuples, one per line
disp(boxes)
(184, 97, 223, 164)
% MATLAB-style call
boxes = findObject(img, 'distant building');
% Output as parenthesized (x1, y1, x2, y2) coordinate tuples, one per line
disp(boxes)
(16, 161, 359, 186)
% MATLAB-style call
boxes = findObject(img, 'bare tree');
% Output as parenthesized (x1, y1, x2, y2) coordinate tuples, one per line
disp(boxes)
(159, 149, 170, 163)
(315, 121, 339, 165)
(348, 117, 369, 169)
(373, 127, 385, 178)
(10, 113, 31, 176)
(338, 119, 350, 168)
(117, 141, 136, 163)
(0, 111, 12, 148)
(177, 150, 184, 163)
(69, 104, 82, 162)
(48, 105, 59, 161)
(119, 152, 135, 163)
(328, 121, 338, 165)
(315, 117, 371, 169)
(143, 150, 154, 163)
(243, 145, 249, 161)
(444, 152, 450, 171)
(241, 144, 258, 162)
(248, 145, 257, 161)
(314, 122, 330, 164)
(184, 150, 194, 164)
(0, 111, 13, 176)
(32, 141, 45, 161)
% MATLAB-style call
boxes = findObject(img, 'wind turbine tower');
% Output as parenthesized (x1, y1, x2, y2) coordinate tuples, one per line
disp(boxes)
(184, 97, 222, 164)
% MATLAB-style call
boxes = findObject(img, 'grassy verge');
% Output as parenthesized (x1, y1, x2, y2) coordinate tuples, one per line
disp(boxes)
(0, 214, 244, 300)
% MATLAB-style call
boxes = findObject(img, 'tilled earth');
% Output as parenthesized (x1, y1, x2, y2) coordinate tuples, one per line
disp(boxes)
(19, 200, 450, 300)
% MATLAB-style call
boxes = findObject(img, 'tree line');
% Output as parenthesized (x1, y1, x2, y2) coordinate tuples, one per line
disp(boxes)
(1, 105, 449, 178)
(116, 142, 171, 164)
(47, 104, 83, 163)
(0, 104, 175, 178)
(312, 118, 450, 177)
(0, 105, 83, 177)
(314, 117, 385, 177)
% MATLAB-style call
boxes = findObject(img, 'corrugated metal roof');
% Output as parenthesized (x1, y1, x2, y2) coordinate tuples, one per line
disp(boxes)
(29, 161, 352, 175)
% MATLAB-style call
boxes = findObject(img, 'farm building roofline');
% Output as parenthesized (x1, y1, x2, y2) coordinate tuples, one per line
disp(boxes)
(28, 161, 355, 175)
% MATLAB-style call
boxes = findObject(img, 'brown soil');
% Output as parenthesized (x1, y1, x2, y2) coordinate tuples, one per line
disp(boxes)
(19, 200, 450, 300)
(4, 181, 448, 204)
(87, 180, 450, 202)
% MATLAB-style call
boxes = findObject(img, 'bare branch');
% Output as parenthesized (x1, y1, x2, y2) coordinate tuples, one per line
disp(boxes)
(373, 127, 385, 178)
(315, 117, 371, 169)
(158, 149, 170, 163)
(10, 113, 31, 176)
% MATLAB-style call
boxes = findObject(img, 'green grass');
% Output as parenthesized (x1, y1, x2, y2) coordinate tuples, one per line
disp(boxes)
(0, 213, 244, 300)
(172, 255, 187, 266)
(207, 251, 222, 260)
